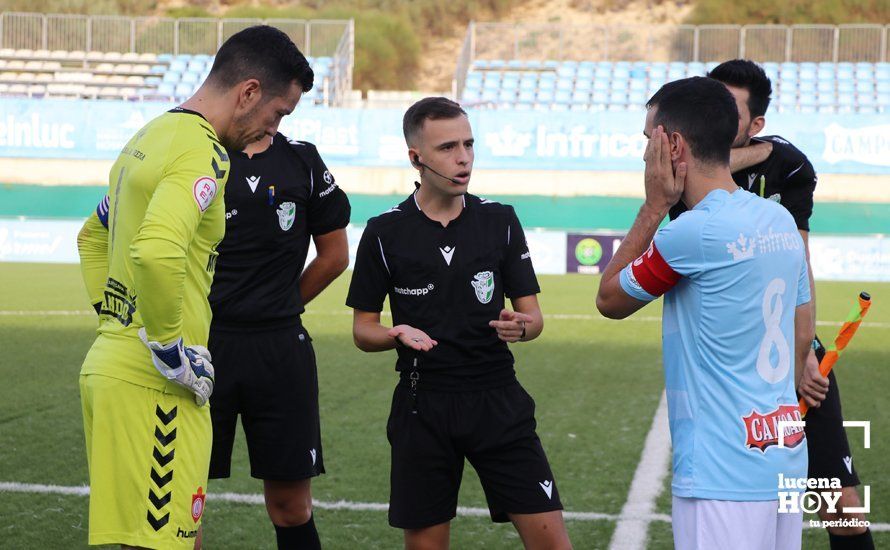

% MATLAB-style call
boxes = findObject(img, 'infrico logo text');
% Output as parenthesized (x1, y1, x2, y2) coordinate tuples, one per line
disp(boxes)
(776, 420, 870, 514)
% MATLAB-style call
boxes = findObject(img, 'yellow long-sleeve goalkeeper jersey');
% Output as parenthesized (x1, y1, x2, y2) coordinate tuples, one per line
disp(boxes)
(79, 108, 229, 392)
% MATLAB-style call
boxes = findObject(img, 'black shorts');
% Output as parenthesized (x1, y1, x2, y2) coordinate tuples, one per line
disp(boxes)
(805, 340, 859, 486)
(207, 323, 324, 481)
(386, 380, 563, 529)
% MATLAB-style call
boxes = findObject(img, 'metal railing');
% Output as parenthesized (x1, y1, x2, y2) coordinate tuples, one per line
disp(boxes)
(0, 12, 354, 105)
(455, 22, 890, 95)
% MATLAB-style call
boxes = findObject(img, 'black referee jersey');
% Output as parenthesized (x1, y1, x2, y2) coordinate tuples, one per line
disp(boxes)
(670, 135, 817, 230)
(346, 193, 539, 389)
(209, 133, 350, 329)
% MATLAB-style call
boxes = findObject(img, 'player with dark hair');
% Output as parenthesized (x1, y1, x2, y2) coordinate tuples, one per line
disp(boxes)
(206, 127, 350, 550)
(672, 59, 874, 550)
(346, 97, 571, 550)
(76, 25, 309, 549)
(598, 77, 822, 549)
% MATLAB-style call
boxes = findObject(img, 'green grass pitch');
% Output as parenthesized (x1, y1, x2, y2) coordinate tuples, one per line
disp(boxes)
(0, 263, 887, 549)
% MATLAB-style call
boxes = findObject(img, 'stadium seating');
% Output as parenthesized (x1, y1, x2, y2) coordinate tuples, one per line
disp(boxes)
(0, 48, 335, 105)
(460, 60, 890, 113)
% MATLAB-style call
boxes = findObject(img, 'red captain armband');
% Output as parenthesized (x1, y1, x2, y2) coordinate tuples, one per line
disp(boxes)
(630, 242, 681, 297)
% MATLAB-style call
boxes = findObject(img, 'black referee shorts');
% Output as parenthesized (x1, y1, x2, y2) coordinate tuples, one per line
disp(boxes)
(208, 324, 324, 481)
(386, 380, 563, 529)
(805, 339, 860, 487)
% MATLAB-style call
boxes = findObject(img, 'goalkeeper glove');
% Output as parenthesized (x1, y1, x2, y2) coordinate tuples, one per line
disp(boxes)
(138, 328, 215, 406)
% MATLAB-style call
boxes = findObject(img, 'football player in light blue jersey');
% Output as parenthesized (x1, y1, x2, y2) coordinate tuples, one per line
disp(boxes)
(596, 77, 827, 550)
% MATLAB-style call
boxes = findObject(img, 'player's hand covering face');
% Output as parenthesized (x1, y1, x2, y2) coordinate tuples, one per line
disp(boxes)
(643, 124, 687, 212)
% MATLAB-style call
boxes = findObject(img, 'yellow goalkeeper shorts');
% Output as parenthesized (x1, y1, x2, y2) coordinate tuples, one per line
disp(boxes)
(80, 373, 212, 548)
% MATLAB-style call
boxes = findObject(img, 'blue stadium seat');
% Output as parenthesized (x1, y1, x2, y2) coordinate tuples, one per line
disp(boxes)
(594, 66, 611, 79)
(609, 91, 628, 105)
(543, 60, 559, 69)
(539, 72, 556, 83)
(779, 93, 797, 106)
(524, 60, 545, 70)
(193, 54, 211, 63)
(687, 62, 705, 75)
(169, 60, 186, 73)
(610, 78, 628, 91)
(798, 68, 817, 82)
(519, 78, 536, 91)
(593, 79, 608, 91)
(481, 89, 498, 102)
(556, 78, 573, 91)
(507, 59, 524, 69)
(489, 60, 506, 69)
(554, 90, 572, 104)
(817, 66, 835, 80)
(858, 105, 877, 114)
(817, 105, 836, 114)
(629, 79, 646, 91)
(145, 76, 162, 86)
(667, 67, 685, 80)
(628, 91, 647, 106)
(538, 78, 555, 91)
(817, 92, 836, 106)
(577, 66, 594, 80)
(499, 89, 516, 102)
(162, 72, 180, 84)
(816, 81, 834, 93)
(855, 68, 874, 80)
(150, 64, 166, 74)
(473, 60, 490, 70)
(187, 60, 205, 73)
(501, 78, 519, 90)
(798, 81, 816, 94)
(550, 103, 569, 112)
(837, 92, 856, 107)
(856, 81, 875, 93)
(174, 83, 192, 97)
(799, 104, 816, 114)
(556, 66, 575, 79)
(877, 82, 890, 93)
(483, 79, 499, 90)
(857, 93, 875, 106)
(517, 90, 535, 104)
(875, 93, 889, 105)
(613, 67, 630, 79)
(180, 71, 200, 84)
(630, 68, 646, 80)
(648, 65, 667, 80)
(570, 103, 589, 112)
(537, 90, 554, 103)
(157, 53, 173, 64)
(157, 82, 175, 96)
(462, 89, 480, 102)
(614, 61, 632, 70)
(592, 91, 608, 104)
(837, 80, 855, 93)
(571, 90, 589, 104)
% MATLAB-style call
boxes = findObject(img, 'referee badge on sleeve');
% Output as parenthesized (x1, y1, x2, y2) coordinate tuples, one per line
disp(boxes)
(193, 176, 217, 212)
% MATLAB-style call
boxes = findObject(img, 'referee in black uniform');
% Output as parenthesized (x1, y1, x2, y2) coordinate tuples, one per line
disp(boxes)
(208, 117, 350, 548)
(346, 97, 571, 550)
(671, 59, 874, 550)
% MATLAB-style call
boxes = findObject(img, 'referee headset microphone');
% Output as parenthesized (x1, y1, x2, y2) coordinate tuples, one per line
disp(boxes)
(412, 153, 464, 185)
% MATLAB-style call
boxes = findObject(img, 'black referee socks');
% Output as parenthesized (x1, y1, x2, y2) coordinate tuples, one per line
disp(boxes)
(274, 515, 321, 550)
(829, 529, 875, 550)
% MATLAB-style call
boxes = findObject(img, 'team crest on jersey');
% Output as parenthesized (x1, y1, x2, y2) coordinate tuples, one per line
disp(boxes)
(277, 202, 296, 231)
(191, 487, 206, 522)
(471, 271, 495, 304)
(741, 405, 805, 452)
(192, 176, 217, 212)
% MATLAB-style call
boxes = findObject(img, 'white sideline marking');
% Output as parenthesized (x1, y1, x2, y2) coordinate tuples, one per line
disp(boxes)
(4, 309, 889, 330)
(608, 391, 672, 550)
(0, 481, 887, 532)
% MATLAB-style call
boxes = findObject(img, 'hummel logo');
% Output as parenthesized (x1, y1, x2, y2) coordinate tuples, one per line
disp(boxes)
(440, 246, 455, 266)
(539, 480, 553, 499)
(747, 173, 757, 190)
(310, 448, 317, 466)
(843, 456, 853, 475)
(246, 175, 261, 193)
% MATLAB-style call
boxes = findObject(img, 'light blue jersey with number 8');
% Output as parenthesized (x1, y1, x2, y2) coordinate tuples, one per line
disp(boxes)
(620, 188, 810, 501)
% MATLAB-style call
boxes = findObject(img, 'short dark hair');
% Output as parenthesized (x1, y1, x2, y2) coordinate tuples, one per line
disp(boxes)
(707, 59, 772, 118)
(403, 97, 467, 145)
(208, 25, 314, 95)
(646, 77, 738, 166)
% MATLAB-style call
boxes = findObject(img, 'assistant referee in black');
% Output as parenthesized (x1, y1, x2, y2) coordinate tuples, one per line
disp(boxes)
(346, 97, 572, 550)
(208, 114, 350, 548)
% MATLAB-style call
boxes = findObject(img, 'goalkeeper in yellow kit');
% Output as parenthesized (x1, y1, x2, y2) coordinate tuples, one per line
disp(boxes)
(76, 26, 311, 549)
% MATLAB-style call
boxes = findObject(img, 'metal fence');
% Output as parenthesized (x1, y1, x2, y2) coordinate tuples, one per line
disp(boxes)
(0, 12, 355, 105)
(0, 12, 351, 57)
(456, 22, 889, 79)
